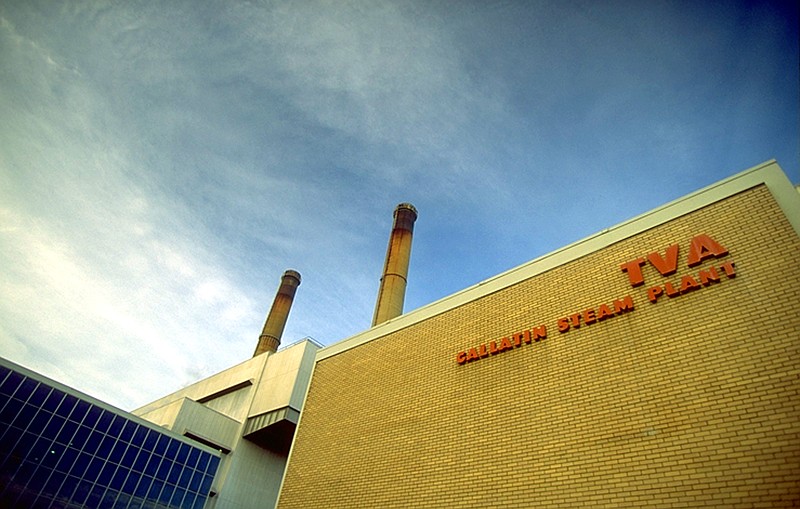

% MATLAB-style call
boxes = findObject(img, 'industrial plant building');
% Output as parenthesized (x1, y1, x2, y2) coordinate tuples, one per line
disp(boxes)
(276, 160, 800, 508)
(1, 160, 798, 508)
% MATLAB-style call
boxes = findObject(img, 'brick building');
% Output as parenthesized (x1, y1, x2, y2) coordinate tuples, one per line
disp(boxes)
(277, 161, 800, 508)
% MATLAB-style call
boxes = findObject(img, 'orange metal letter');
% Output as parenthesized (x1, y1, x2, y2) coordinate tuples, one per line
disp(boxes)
(647, 286, 663, 303)
(679, 275, 700, 293)
(687, 234, 728, 267)
(698, 266, 720, 286)
(647, 244, 679, 276)
(620, 258, 647, 287)
(596, 304, 614, 320)
(613, 295, 635, 314)
(720, 261, 736, 278)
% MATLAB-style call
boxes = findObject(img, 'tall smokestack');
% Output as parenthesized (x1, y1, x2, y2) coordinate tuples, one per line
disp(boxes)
(254, 270, 301, 356)
(372, 203, 418, 326)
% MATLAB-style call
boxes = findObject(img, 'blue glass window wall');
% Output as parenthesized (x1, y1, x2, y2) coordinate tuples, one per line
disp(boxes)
(0, 362, 220, 509)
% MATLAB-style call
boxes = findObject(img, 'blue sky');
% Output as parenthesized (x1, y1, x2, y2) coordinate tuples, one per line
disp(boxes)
(1, 0, 797, 410)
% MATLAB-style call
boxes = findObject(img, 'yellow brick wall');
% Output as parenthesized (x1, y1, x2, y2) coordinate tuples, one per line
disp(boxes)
(279, 185, 800, 508)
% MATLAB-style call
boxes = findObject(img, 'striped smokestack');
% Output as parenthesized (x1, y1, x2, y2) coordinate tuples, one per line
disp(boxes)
(254, 270, 301, 356)
(372, 203, 418, 326)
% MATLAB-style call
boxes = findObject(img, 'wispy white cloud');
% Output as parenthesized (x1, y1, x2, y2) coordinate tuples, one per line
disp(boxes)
(0, 0, 796, 410)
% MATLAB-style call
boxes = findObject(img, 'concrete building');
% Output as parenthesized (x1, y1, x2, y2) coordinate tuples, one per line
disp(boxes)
(277, 161, 800, 508)
(0, 358, 222, 509)
(132, 338, 318, 509)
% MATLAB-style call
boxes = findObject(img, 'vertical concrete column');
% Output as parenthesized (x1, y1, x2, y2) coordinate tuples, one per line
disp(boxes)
(254, 270, 301, 356)
(372, 203, 417, 326)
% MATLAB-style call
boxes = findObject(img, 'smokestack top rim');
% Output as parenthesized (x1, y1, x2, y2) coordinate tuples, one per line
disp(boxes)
(394, 202, 418, 219)
(282, 269, 302, 284)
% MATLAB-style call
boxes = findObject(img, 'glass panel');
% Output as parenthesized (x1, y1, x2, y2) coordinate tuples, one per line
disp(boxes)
(192, 493, 207, 509)
(171, 486, 186, 507)
(122, 445, 139, 466)
(57, 474, 80, 500)
(159, 483, 174, 505)
(86, 456, 106, 479)
(175, 443, 189, 464)
(83, 405, 103, 429)
(97, 462, 117, 486)
(178, 466, 192, 487)
(29, 384, 52, 406)
(186, 448, 200, 470)
(95, 408, 114, 433)
(155, 459, 172, 481)
(195, 452, 209, 473)
(43, 389, 65, 412)
(14, 489, 37, 509)
(189, 470, 202, 492)
(41, 442, 65, 469)
(154, 434, 170, 456)
(85, 483, 106, 508)
(42, 470, 65, 498)
(26, 464, 52, 492)
(107, 414, 125, 436)
(143, 454, 161, 477)
(109, 440, 128, 464)
(15, 460, 38, 487)
(73, 424, 92, 448)
(30, 434, 55, 463)
(0, 425, 24, 454)
(132, 425, 148, 445)
(102, 488, 120, 508)
(120, 420, 137, 442)
(114, 491, 131, 509)
(28, 408, 53, 434)
(133, 448, 149, 473)
(167, 462, 182, 484)
(0, 366, 13, 391)
(12, 403, 38, 429)
(200, 474, 213, 495)
(69, 399, 91, 423)
(55, 446, 78, 473)
(134, 475, 153, 498)
(165, 439, 179, 459)
(122, 470, 141, 494)
(55, 394, 78, 418)
(109, 466, 128, 490)
(71, 452, 92, 478)
(147, 479, 164, 500)
(72, 478, 94, 504)
(97, 434, 116, 458)
(15, 377, 38, 401)
(44, 414, 66, 438)
(182, 491, 197, 509)
(208, 455, 220, 474)
(55, 419, 78, 445)
(0, 370, 23, 396)
(142, 429, 158, 452)
(0, 397, 23, 425)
